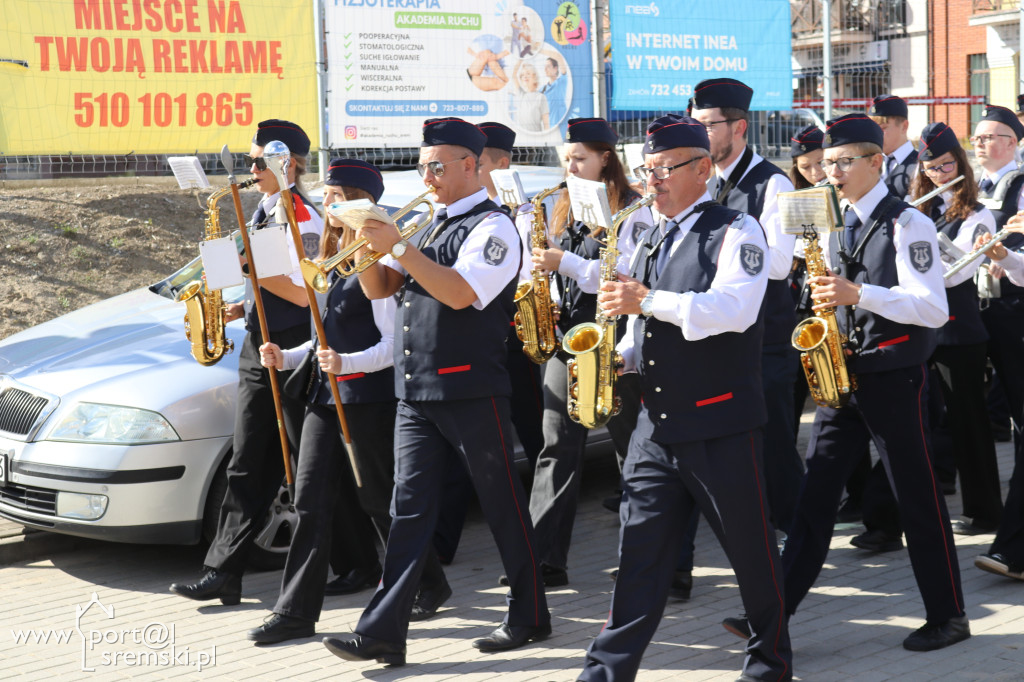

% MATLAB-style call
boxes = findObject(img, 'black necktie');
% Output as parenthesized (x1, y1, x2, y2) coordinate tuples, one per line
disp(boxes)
(844, 206, 861, 251)
(930, 199, 944, 222)
(655, 219, 678, 278)
(885, 156, 896, 178)
(979, 177, 995, 195)
(421, 208, 449, 247)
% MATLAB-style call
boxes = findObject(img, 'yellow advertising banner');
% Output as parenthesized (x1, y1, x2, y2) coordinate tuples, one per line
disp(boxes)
(0, 0, 318, 155)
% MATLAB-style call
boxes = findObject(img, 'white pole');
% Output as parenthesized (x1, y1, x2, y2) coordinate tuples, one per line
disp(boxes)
(823, 0, 833, 121)
(314, 0, 329, 181)
(1019, 4, 1023, 101)
(591, 0, 607, 119)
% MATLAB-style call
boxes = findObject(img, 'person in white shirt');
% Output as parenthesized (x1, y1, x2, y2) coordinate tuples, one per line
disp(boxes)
(579, 113, 791, 682)
(724, 113, 969, 654)
(868, 93, 918, 199)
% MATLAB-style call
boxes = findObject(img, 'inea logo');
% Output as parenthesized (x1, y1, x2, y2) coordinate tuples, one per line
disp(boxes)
(625, 2, 659, 16)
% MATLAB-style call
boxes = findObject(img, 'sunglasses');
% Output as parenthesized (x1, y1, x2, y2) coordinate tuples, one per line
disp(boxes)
(416, 157, 468, 178)
(243, 154, 268, 171)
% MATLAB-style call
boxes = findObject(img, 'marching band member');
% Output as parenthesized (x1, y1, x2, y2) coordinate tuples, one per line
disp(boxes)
(171, 119, 321, 606)
(691, 78, 801, 537)
(580, 114, 790, 682)
(322, 118, 550, 666)
(524, 117, 652, 588)
(245, 159, 389, 643)
(868, 94, 918, 200)
(973, 219, 1024, 581)
(725, 114, 968, 653)
(913, 123, 1000, 534)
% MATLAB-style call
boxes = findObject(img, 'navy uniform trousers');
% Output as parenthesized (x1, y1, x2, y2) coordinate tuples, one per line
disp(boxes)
(204, 324, 308, 574)
(782, 365, 966, 624)
(355, 396, 549, 645)
(274, 401, 378, 621)
(579, 410, 792, 682)
(529, 353, 641, 572)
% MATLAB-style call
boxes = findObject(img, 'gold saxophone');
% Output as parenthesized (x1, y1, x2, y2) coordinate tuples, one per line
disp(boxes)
(791, 230, 857, 407)
(564, 193, 655, 428)
(177, 179, 256, 366)
(513, 181, 565, 364)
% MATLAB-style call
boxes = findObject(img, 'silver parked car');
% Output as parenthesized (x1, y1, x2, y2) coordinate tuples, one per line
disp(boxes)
(0, 166, 567, 568)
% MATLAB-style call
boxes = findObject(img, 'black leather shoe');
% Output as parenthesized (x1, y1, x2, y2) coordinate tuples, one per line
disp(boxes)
(669, 570, 693, 601)
(722, 615, 751, 640)
(246, 613, 314, 644)
(170, 569, 241, 605)
(325, 564, 382, 596)
(409, 581, 452, 621)
(975, 553, 1024, 581)
(902, 615, 971, 651)
(472, 622, 552, 653)
(322, 634, 406, 666)
(499, 564, 569, 588)
(850, 529, 903, 553)
(602, 491, 623, 513)
(950, 519, 997, 536)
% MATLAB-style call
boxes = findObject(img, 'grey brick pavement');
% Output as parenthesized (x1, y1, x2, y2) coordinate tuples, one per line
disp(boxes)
(1, 413, 1023, 680)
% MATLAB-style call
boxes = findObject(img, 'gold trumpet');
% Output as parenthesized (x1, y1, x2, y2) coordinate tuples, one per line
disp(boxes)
(300, 186, 436, 292)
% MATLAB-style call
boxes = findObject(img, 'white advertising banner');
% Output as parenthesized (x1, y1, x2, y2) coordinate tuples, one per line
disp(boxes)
(325, 0, 594, 148)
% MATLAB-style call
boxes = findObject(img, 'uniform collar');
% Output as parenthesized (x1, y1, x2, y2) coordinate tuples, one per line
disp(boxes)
(843, 179, 890, 225)
(658, 191, 714, 235)
(889, 140, 915, 165)
(981, 160, 1019, 186)
(716, 146, 762, 184)
(444, 187, 489, 218)
(260, 184, 297, 213)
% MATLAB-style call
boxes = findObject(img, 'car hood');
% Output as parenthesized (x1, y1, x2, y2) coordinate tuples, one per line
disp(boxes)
(0, 287, 242, 402)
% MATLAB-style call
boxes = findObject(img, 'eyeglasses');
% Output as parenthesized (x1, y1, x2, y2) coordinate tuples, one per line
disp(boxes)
(699, 118, 741, 133)
(243, 154, 268, 171)
(819, 155, 872, 172)
(969, 134, 1014, 146)
(633, 157, 702, 181)
(922, 160, 957, 176)
(416, 157, 469, 178)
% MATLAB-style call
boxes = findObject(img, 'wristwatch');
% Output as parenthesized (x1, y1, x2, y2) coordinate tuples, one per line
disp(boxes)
(390, 238, 409, 259)
(640, 291, 656, 317)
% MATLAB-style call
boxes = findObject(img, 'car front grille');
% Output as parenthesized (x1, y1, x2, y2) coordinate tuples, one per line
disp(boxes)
(0, 387, 50, 436)
(0, 482, 57, 516)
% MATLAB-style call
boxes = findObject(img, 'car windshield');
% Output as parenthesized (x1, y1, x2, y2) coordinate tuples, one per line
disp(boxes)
(148, 204, 410, 302)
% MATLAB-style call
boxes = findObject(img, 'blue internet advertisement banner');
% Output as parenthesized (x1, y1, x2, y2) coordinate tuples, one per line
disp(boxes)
(609, 0, 792, 111)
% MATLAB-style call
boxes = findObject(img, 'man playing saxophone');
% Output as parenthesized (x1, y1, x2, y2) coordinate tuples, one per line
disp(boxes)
(580, 114, 790, 682)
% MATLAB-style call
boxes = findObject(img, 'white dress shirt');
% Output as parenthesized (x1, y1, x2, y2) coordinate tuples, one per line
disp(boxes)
(932, 193, 995, 287)
(280, 294, 396, 374)
(379, 187, 521, 310)
(715, 148, 795, 280)
(832, 180, 948, 328)
(617, 190, 770, 372)
(997, 248, 1024, 286)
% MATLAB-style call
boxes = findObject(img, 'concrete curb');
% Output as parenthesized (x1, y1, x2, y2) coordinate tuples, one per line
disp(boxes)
(0, 525, 80, 566)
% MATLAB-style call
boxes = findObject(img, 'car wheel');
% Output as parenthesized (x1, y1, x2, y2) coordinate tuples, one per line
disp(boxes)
(245, 482, 296, 571)
(201, 453, 295, 572)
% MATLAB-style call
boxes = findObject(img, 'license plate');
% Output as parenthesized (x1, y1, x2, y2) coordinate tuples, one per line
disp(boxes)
(0, 451, 7, 487)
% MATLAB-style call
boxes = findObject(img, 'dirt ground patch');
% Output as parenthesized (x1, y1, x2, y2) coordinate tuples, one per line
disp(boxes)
(0, 179, 317, 341)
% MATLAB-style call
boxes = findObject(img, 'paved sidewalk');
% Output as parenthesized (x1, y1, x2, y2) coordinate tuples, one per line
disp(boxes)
(2, 416, 1023, 681)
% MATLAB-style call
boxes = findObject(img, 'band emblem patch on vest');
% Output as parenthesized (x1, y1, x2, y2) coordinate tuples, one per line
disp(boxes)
(632, 220, 651, 243)
(909, 241, 934, 273)
(740, 244, 764, 276)
(484, 236, 509, 265)
(973, 224, 989, 244)
(302, 233, 320, 258)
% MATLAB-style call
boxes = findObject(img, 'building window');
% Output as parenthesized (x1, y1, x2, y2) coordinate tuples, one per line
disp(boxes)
(877, 0, 907, 32)
(969, 53, 990, 133)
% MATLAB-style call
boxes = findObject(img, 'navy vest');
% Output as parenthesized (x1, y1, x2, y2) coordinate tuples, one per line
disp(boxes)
(305, 273, 396, 405)
(631, 204, 766, 443)
(828, 198, 936, 373)
(934, 206, 988, 346)
(395, 198, 520, 401)
(885, 149, 918, 199)
(245, 192, 319, 333)
(980, 171, 1024, 302)
(718, 156, 796, 347)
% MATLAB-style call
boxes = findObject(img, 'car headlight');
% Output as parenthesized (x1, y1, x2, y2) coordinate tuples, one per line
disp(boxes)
(46, 403, 179, 444)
